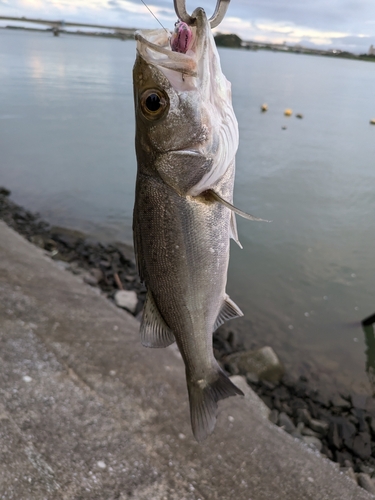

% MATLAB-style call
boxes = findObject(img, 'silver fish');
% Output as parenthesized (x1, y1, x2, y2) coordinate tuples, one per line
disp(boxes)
(133, 8, 247, 442)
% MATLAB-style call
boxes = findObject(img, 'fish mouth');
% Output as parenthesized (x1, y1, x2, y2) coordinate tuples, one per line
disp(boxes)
(134, 8, 210, 85)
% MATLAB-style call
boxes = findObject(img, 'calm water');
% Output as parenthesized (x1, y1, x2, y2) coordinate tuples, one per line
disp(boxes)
(1, 29, 375, 394)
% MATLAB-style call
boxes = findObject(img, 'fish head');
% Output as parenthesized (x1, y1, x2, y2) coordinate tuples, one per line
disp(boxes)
(133, 46, 207, 156)
(133, 8, 239, 196)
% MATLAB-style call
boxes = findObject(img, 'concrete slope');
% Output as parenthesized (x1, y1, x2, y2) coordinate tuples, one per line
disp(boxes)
(0, 221, 370, 500)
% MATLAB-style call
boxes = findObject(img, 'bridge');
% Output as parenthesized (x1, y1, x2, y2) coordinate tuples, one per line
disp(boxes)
(0, 16, 137, 37)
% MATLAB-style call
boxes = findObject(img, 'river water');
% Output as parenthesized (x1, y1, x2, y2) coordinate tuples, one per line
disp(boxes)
(1, 29, 375, 394)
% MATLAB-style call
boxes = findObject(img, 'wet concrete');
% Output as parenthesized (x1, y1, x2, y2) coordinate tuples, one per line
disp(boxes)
(0, 221, 371, 499)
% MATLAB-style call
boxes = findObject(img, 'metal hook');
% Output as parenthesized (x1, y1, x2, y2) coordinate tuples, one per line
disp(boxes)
(173, 0, 230, 29)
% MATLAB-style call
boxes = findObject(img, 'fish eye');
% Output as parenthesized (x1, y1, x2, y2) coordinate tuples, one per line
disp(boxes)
(140, 89, 169, 120)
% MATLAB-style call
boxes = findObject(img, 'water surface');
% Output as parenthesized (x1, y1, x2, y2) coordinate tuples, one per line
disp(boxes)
(1, 29, 375, 393)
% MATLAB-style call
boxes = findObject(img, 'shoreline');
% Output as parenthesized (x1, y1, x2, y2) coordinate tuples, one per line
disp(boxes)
(1, 186, 375, 491)
(2, 25, 374, 65)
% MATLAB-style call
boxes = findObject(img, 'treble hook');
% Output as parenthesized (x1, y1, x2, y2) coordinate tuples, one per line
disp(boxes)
(173, 0, 230, 29)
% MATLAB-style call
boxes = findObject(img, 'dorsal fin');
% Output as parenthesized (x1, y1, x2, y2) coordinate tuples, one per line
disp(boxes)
(140, 290, 175, 348)
(213, 294, 244, 332)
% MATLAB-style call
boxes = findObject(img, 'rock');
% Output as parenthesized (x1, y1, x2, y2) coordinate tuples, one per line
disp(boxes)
(366, 398, 375, 418)
(227, 330, 242, 350)
(83, 273, 99, 286)
(0, 187, 11, 196)
(309, 418, 329, 436)
(246, 372, 259, 384)
(261, 380, 276, 390)
(357, 473, 375, 495)
(335, 450, 354, 466)
(90, 268, 104, 283)
(278, 412, 295, 434)
(290, 430, 304, 441)
(352, 408, 370, 433)
(114, 290, 138, 313)
(260, 395, 272, 409)
(225, 361, 240, 376)
(230, 375, 271, 420)
(341, 467, 357, 483)
(348, 414, 358, 427)
(269, 409, 279, 425)
(289, 398, 307, 412)
(272, 385, 290, 401)
(30, 234, 46, 248)
(352, 394, 368, 411)
(339, 418, 357, 449)
(327, 421, 341, 450)
(302, 436, 323, 452)
(331, 394, 351, 410)
(296, 408, 312, 425)
(226, 346, 284, 383)
(359, 464, 375, 477)
(351, 432, 372, 460)
(296, 421, 304, 433)
(301, 427, 320, 438)
(312, 389, 330, 408)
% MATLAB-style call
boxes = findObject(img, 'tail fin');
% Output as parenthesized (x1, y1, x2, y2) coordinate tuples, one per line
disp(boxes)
(186, 367, 244, 442)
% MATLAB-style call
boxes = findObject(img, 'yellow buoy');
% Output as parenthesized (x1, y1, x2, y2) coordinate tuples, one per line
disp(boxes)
(261, 103, 268, 112)
(370, 119, 375, 125)
(284, 108, 292, 117)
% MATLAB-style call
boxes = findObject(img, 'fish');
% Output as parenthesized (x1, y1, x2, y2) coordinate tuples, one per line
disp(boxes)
(132, 8, 251, 442)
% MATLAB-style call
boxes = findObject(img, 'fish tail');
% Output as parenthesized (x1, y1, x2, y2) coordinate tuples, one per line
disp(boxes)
(186, 366, 244, 442)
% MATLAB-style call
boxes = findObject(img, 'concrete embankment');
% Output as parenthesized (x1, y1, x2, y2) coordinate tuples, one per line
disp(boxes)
(0, 220, 371, 499)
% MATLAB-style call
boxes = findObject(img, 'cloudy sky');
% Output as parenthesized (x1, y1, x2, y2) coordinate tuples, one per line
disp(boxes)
(1, 0, 375, 53)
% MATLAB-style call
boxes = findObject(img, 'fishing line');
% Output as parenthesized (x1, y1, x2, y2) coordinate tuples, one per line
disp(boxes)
(139, 0, 170, 35)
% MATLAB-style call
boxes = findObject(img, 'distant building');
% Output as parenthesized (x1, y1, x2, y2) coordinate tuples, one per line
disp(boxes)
(369, 45, 375, 55)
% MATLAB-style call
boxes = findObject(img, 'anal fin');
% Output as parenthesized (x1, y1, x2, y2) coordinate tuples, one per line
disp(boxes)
(140, 290, 175, 348)
(213, 294, 244, 332)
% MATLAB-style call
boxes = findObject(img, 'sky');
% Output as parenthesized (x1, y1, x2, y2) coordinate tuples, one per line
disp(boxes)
(1, 0, 375, 53)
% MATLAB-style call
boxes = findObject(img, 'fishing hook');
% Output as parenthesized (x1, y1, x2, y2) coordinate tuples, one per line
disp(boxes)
(173, 0, 230, 28)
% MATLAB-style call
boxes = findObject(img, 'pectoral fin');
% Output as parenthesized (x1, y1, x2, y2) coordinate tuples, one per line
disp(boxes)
(213, 294, 244, 332)
(206, 189, 271, 222)
(140, 290, 175, 348)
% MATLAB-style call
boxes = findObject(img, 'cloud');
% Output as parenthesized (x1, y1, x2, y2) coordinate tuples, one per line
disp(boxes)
(1, 0, 374, 52)
(216, 16, 353, 49)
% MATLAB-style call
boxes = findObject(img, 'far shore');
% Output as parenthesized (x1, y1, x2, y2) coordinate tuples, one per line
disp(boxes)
(2, 24, 375, 64)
